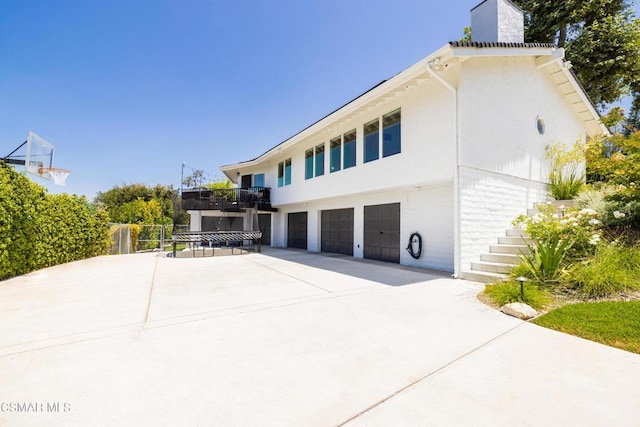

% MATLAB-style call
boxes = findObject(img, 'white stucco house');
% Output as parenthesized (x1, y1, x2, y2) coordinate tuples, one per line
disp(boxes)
(183, 0, 607, 280)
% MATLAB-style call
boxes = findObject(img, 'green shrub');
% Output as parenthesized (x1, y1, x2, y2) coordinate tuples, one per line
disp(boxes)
(483, 280, 552, 310)
(565, 244, 640, 298)
(549, 170, 584, 200)
(0, 163, 111, 280)
(514, 203, 602, 261)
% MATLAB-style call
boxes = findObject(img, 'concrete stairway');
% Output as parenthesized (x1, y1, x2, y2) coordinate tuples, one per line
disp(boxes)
(460, 228, 533, 283)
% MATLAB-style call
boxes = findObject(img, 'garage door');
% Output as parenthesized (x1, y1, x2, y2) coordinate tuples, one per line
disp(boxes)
(287, 212, 307, 249)
(321, 208, 354, 256)
(364, 203, 400, 263)
(201, 216, 244, 231)
(258, 214, 271, 246)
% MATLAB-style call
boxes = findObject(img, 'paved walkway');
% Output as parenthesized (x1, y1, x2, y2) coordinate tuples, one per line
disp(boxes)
(1, 249, 639, 426)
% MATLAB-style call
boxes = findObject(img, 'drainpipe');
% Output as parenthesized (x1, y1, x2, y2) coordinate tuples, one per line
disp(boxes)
(426, 59, 461, 278)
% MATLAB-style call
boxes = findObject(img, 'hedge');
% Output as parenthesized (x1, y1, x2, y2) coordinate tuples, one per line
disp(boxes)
(0, 163, 111, 280)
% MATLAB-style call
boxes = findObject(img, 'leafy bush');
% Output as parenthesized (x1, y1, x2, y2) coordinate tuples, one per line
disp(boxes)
(483, 281, 552, 310)
(514, 203, 602, 261)
(0, 163, 110, 280)
(586, 133, 640, 236)
(565, 244, 640, 298)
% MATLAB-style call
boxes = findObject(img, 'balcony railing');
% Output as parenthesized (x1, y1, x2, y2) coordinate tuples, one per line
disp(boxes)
(181, 187, 276, 211)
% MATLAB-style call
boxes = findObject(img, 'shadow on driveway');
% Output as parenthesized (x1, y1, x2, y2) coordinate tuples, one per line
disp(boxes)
(254, 247, 451, 287)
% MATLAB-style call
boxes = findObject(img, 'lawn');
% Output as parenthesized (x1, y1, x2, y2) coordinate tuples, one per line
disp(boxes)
(533, 301, 640, 354)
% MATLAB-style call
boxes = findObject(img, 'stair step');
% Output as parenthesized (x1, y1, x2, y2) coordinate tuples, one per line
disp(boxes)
(460, 270, 509, 284)
(480, 253, 521, 265)
(498, 236, 534, 245)
(505, 228, 528, 237)
(490, 244, 531, 255)
(471, 261, 514, 274)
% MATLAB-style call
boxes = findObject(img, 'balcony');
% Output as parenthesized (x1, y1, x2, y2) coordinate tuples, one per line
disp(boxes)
(181, 187, 276, 212)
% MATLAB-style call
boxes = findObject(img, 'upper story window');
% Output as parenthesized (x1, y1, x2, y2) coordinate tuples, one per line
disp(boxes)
(343, 129, 356, 169)
(285, 158, 291, 185)
(330, 130, 356, 173)
(305, 149, 314, 180)
(330, 136, 341, 173)
(315, 144, 325, 177)
(364, 118, 380, 163)
(305, 144, 326, 179)
(364, 109, 401, 163)
(254, 173, 265, 188)
(382, 109, 401, 158)
(278, 158, 292, 187)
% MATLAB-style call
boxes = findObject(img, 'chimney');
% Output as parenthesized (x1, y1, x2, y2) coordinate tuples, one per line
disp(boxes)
(471, 0, 524, 43)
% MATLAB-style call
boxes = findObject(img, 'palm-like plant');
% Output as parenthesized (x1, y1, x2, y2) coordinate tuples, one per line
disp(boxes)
(522, 235, 573, 283)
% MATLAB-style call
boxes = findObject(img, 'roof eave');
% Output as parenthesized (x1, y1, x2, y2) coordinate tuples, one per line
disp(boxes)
(220, 44, 455, 173)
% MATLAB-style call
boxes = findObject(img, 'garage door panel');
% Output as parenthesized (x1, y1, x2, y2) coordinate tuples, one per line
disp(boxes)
(288, 212, 308, 250)
(321, 208, 354, 256)
(258, 214, 271, 246)
(364, 203, 400, 263)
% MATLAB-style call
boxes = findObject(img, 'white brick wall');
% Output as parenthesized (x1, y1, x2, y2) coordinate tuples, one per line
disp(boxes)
(459, 166, 547, 271)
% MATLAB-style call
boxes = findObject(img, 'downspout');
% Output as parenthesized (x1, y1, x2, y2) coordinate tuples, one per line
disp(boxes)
(426, 59, 461, 278)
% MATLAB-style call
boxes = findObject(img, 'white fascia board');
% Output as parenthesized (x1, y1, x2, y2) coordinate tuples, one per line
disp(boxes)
(220, 45, 454, 174)
(451, 46, 560, 58)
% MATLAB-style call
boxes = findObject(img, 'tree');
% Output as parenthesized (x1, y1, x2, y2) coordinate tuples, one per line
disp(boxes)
(183, 169, 206, 188)
(512, 0, 640, 108)
(95, 183, 187, 225)
(206, 178, 234, 190)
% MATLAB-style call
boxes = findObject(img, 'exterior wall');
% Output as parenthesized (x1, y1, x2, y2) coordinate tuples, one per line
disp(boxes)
(231, 76, 457, 207)
(272, 184, 454, 272)
(457, 56, 589, 270)
(459, 168, 547, 270)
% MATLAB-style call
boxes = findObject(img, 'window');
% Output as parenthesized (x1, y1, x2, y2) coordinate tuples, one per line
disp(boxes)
(315, 144, 325, 177)
(382, 109, 401, 158)
(536, 116, 545, 135)
(278, 158, 292, 187)
(330, 136, 341, 173)
(364, 118, 380, 163)
(254, 173, 265, 188)
(343, 129, 356, 169)
(285, 158, 291, 185)
(305, 149, 314, 180)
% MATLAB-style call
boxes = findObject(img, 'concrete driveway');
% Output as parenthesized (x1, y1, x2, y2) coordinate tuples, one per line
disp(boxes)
(1, 248, 639, 426)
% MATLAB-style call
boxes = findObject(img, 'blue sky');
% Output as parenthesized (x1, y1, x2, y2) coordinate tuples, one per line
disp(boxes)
(1, 0, 638, 199)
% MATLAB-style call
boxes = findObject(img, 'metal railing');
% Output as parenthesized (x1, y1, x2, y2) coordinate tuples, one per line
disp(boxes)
(181, 187, 274, 211)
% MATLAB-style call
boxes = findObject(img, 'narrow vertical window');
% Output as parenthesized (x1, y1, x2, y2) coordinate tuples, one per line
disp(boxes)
(284, 158, 292, 185)
(364, 118, 380, 163)
(344, 129, 356, 169)
(330, 136, 341, 173)
(343, 129, 356, 169)
(315, 144, 325, 177)
(382, 109, 401, 158)
(277, 162, 284, 187)
(305, 149, 314, 180)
